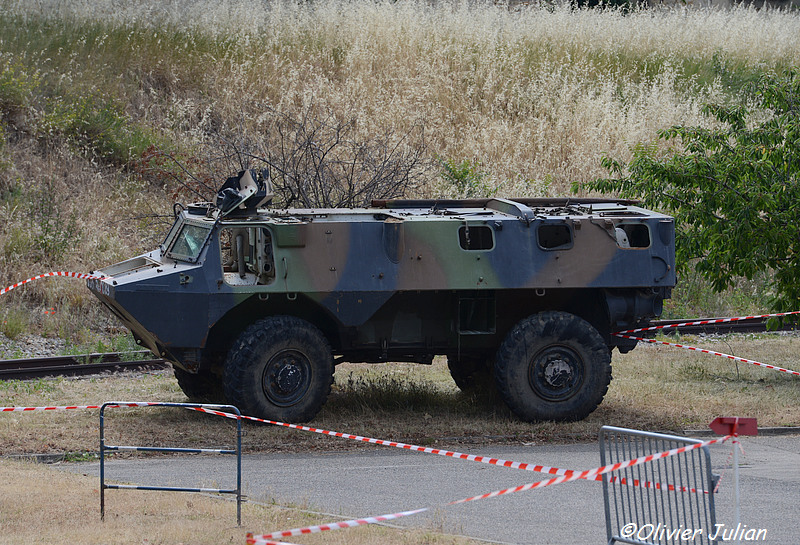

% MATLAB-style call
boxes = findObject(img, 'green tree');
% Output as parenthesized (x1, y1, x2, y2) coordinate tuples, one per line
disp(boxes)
(578, 70, 800, 310)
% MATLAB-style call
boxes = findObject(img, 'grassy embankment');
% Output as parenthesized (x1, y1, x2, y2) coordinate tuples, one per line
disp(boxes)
(1, 4, 799, 543)
(1, 1, 798, 345)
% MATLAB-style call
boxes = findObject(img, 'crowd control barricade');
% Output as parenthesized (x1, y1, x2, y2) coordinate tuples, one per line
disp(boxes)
(600, 426, 719, 545)
(100, 402, 243, 525)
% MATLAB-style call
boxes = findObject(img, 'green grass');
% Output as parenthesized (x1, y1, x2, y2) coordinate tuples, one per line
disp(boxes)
(0, 308, 29, 341)
(0, 376, 58, 395)
(59, 332, 140, 359)
(664, 266, 773, 319)
(0, 60, 164, 166)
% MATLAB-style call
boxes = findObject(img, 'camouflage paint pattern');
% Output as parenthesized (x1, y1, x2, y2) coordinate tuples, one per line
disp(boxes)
(88, 196, 675, 373)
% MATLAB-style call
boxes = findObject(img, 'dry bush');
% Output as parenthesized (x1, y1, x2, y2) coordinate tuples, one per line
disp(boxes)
(141, 106, 431, 208)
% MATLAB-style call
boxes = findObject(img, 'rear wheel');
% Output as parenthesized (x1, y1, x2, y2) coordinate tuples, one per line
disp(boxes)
(447, 356, 497, 399)
(174, 366, 226, 404)
(223, 316, 333, 423)
(494, 311, 611, 422)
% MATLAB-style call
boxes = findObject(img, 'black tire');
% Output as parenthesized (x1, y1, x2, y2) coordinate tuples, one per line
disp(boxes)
(223, 316, 333, 423)
(494, 311, 612, 422)
(447, 356, 497, 399)
(174, 366, 226, 404)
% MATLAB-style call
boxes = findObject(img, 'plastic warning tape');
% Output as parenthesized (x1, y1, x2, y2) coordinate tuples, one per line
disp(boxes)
(0, 403, 704, 494)
(447, 433, 732, 505)
(246, 508, 429, 544)
(616, 310, 800, 335)
(615, 333, 800, 377)
(0, 402, 159, 412)
(189, 407, 707, 494)
(1, 404, 103, 412)
(0, 271, 107, 296)
(604, 474, 708, 494)
(246, 434, 733, 544)
(190, 406, 580, 475)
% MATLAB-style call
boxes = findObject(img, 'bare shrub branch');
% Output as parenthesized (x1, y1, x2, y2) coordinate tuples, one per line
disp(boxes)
(147, 105, 430, 209)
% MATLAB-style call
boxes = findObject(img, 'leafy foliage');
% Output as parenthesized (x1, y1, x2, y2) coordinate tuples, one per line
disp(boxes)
(578, 70, 800, 309)
(0, 61, 39, 116)
(438, 157, 495, 199)
(42, 93, 159, 166)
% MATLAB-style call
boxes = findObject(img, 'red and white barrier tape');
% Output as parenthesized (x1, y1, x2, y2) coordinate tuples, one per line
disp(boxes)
(191, 406, 599, 475)
(0, 401, 729, 544)
(1, 404, 102, 412)
(447, 434, 733, 505)
(246, 508, 429, 544)
(615, 333, 800, 377)
(189, 407, 578, 473)
(189, 407, 707, 494)
(247, 434, 734, 545)
(0, 402, 159, 412)
(0, 402, 706, 496)
(1, 271, 107, 296)
(616, 311, 800, 335)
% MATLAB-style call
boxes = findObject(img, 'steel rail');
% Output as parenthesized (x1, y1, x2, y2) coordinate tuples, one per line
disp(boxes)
(648, 317, 797, 336)
(0, 352, 168, 380)
(1, 317, 796, 380)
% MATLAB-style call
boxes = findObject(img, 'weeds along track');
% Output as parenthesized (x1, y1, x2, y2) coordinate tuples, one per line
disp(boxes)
(0, 352, 168, 380)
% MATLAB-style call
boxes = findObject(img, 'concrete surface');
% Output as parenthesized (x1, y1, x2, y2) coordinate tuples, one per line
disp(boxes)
(63, 432, 800, 544)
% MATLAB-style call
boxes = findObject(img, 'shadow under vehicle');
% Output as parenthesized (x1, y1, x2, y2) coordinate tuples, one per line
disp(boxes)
(88, 170, 676, 423)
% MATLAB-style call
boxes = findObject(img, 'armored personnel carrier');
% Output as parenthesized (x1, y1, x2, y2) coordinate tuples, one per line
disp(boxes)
(88, 170, 675, 423)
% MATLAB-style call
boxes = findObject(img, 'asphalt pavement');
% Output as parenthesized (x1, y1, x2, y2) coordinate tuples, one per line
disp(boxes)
(61, 430, 800, 544)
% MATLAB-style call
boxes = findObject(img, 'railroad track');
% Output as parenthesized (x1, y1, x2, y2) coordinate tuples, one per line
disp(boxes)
(649, 317, 797, 336)
(0, 317, 795, 381)
(0, 351, 169, 380)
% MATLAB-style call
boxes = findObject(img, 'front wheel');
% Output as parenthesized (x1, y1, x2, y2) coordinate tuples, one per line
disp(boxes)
(494, 311, 611, 422)
(223, 316, 334, 423)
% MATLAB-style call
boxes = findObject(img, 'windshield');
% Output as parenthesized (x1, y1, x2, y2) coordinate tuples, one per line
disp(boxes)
(165, 221, 213, 262)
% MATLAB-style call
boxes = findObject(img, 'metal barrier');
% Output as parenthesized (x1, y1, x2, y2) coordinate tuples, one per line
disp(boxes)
(100, 402, 243, 525)
(600, 426, 719, 545)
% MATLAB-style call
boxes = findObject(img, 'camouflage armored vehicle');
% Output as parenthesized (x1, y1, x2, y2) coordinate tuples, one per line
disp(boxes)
(88, 170, 675, 423)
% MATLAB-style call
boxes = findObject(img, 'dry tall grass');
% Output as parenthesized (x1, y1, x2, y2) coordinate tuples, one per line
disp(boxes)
(4, 1, 800, 192)
(0, 458, 477, 545)
(1, 1, 799, 335)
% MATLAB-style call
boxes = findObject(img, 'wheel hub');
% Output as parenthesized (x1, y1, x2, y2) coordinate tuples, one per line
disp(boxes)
(262, 350, 311, 407)
(543, 358, 572, 388)
(528, 345, 584, 402)
(275, 363, 302, 393)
